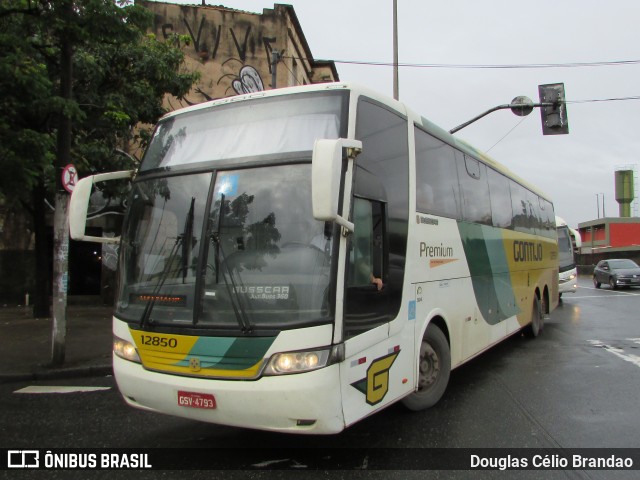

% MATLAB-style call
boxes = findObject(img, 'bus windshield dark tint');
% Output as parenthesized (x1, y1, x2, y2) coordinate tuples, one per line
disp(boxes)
(140, 92, 344, 171)
(116, 165, 334, 330)
(557, 226, 575, 269)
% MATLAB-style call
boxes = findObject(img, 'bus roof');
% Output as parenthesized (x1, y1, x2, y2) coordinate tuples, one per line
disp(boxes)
(158, 82, 552, 202)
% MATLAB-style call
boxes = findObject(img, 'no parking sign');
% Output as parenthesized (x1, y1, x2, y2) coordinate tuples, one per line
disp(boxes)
(61, 164, 77, 193)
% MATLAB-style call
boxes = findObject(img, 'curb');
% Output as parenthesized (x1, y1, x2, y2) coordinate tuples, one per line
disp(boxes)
(0, 365, 113, 384)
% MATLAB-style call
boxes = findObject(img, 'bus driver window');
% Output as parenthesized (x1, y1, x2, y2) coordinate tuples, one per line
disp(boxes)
(349, 197, 383, 290)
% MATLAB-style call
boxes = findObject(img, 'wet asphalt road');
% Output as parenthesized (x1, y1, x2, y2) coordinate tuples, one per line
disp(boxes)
(1, 276, 639, 479)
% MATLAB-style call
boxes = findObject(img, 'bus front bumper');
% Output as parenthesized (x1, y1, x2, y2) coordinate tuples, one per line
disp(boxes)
(113, 355, 346, 434)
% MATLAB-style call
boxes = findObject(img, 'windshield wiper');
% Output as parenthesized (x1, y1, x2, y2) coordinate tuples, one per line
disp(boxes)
(181, 197, 195, 283)
(210, 194, 253, 333)
(140, 197, 195, 328)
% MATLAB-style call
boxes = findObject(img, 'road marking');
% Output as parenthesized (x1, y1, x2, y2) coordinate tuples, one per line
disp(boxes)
(13, 386, 111, 394)
(588, 340, 640, 369)
(570, 286, 640, 299)
(569, 294, 640, 299)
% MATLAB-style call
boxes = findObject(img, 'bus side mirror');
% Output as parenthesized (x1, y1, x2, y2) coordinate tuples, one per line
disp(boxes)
(311, 138, 362, 233)
(69, 170, 134, 243)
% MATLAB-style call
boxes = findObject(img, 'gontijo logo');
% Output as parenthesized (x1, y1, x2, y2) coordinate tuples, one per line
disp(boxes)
(513, 241, 543, 262)
(351, 349, 400, 406)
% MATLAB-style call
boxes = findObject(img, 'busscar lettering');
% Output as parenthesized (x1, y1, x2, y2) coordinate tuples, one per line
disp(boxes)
(233, 285, 290, 300)
(513, 241, 543, 262)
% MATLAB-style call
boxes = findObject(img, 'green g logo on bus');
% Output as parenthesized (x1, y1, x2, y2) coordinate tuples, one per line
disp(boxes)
(352, 351, 400, 406)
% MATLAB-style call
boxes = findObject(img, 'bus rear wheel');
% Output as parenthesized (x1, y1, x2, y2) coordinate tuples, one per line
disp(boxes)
(524, 296, 543, 338)
(402, 323, 451, 411)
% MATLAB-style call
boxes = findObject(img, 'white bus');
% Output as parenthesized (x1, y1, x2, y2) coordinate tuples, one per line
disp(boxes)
(70, 83, 558, 434)
(556, 216, 578, 297)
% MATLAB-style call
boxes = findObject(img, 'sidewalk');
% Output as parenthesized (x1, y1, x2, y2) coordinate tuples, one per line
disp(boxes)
(0, 305, 113, 383)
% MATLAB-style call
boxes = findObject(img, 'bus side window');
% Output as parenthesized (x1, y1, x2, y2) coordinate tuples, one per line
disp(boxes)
(414, 126, 460, 219)
(348, 197, 384, 288)
(457, 153, 492, 225)
(487, 167, 513, 229)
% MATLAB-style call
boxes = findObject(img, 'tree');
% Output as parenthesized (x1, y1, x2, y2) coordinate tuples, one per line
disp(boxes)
(0, 0, 199, 317)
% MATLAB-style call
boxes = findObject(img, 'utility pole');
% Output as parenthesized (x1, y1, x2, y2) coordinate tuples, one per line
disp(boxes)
(392, 0, 399, 100)
(271, 50, 281, 89)
(51, 0, 74, 366)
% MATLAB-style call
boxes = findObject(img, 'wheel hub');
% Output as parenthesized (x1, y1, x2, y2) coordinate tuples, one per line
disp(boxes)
(418, 341, 440, 390)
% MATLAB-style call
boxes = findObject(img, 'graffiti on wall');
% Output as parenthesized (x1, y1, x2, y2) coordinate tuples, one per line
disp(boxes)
(220, 61, 264, 95)
(160, 12, 276, 101)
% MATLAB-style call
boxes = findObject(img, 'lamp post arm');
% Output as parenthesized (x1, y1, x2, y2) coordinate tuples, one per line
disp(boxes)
(449, 102, 554, 135)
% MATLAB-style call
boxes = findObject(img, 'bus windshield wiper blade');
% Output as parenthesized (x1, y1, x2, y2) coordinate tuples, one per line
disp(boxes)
(211, 194, 253, 333)
(181, 197, 195, 283)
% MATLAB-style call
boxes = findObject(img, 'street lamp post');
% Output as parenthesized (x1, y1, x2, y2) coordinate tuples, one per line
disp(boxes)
(392, 0, 398, 100)
(595, 193, 605, 218)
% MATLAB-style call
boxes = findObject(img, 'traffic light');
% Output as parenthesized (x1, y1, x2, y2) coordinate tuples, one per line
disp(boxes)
(538, 83, 569, 135)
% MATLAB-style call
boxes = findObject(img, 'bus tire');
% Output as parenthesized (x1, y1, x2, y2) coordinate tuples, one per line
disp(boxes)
(402, 323, 451, 411)
(524, 296, 543, 338)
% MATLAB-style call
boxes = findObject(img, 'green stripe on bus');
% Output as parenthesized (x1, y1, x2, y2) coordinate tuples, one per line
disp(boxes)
(458, 222, 520, 325)
(175, 336, 275, 370)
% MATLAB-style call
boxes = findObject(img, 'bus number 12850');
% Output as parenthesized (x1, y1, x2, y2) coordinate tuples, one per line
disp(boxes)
(140, 335, 178, 348)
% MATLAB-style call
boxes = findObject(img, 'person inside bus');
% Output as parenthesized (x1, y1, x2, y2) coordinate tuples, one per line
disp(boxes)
(311, 226, 383, 290)
(350, 198, 383, 291)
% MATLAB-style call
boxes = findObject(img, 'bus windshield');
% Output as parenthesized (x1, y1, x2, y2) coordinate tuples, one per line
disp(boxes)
(557, 225, 575, 270)
(116, 164, 334, 330)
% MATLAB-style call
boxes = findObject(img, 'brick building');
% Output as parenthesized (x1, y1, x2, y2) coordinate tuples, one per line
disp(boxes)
(141, 1, 338, 105)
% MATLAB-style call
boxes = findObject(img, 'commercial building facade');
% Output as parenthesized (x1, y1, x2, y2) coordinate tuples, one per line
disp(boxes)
(577, 217, 640, 267)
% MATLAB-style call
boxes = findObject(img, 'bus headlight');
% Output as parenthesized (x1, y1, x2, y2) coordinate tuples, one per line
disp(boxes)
(264, 345, 344, 375)
(113, 336, 141, 364)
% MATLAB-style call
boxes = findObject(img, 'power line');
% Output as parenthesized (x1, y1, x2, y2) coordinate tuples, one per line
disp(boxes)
(281, 55, 640, 104)
(279, 58, 301, 86)
(328, 58, 640, 69)
(486, 116, 530, 154)
(566, 96, 640, 104)
(285, 54, 640, 70)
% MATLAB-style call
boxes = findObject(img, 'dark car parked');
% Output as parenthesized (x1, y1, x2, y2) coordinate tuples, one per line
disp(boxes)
(593, 259, 640, 290)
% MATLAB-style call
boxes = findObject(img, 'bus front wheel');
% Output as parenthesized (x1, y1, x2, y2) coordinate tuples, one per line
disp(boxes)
(402, 323, 451, 411)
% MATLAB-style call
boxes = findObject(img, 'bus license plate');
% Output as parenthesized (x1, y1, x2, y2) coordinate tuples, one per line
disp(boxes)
(177, 391, 217, 409)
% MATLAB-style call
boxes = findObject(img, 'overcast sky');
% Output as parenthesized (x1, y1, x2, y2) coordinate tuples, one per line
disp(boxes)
(157, 0, 640, 228)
